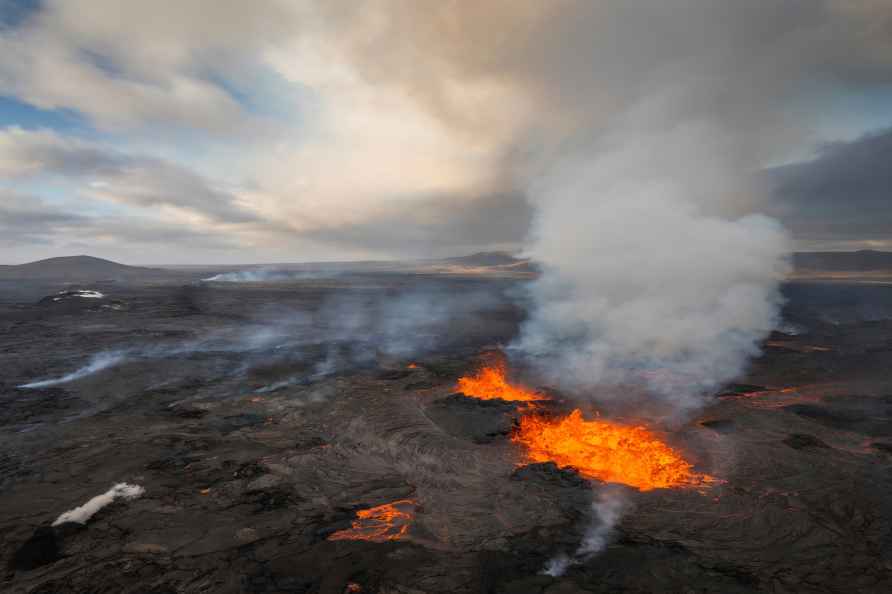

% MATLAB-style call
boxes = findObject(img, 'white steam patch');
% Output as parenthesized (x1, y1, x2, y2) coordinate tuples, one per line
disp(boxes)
(543, 489, 627, 577)
(202, 269, 339, 282)
(777, 321, 803, 336)
(19, 352, 126, 389)
(516, 113, 790, 412)
(52, 482, 145, 526)
(52, 290, 105, 301)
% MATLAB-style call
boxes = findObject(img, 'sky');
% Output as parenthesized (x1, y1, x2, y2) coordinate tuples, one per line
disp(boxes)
(1, 0, 891, 265)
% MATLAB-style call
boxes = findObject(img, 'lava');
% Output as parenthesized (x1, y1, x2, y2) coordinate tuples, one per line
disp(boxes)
(328, 499, 416, 542)
(456, 358, 545, 402)
(457, 358, 710, 490)
(513, 410, 713, 491)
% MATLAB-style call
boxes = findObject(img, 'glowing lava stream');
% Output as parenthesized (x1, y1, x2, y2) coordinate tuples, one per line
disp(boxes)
(328, 499, 416, 542)
(456, 361, 713, 491)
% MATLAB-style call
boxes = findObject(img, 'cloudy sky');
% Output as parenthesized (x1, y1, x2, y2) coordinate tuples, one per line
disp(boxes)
(1, 0, 891, 264)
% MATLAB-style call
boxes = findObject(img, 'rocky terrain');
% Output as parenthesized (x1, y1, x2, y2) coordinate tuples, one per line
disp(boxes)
(2, 267, 892, 593)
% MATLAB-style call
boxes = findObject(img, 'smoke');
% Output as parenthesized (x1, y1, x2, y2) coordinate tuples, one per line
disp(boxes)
(202, 268, 341, 283)
(52, 483, 145, 526)
(514, 109, 790, 411)
(17, 283, 506, 391)
(543, 488, 627, 577)
(19, 351, 126, 389)
(307, 1, 892, 413)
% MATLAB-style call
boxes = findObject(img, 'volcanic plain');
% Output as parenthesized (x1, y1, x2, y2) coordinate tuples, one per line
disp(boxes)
(2, 257, 892, 593)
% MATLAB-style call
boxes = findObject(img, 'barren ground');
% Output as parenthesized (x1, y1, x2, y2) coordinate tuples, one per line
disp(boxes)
(2, 274, 892, 593)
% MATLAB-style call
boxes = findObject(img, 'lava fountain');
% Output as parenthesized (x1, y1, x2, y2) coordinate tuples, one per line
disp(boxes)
(456, 357, 545, 402)
(514, 410, 713, 491)
(328, 499, 416, 542)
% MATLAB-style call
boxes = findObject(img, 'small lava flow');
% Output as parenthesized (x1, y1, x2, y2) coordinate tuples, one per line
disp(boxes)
(328, 499, 416, 542)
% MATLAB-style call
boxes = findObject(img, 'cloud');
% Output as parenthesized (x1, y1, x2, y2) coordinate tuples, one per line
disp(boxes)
(310, 1, 892, 162)
(302, 190, 531, 256)
(0, 189, 242, 259)
(0, 191, 85, 245)
(2, 1, 892, 264)
(0, 127, 258, 224)
(0, 127, 124, 176)
(766, 127, 892, 249)
(0, 126, 527, 259)
(0, 0, 297, 133)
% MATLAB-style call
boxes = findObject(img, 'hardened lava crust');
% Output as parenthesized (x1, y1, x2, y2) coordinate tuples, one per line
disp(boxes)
(2, 270, 892, 593)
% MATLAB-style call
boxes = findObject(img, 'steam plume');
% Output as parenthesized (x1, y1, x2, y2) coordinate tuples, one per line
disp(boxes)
(52, 483, 145, 526)
(543, 488, 627, 577)
(19, 352, 126, 389)
(515, 113, 790, 411)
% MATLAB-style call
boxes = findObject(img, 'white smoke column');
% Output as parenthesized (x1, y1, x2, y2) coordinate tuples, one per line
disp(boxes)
(19, 351, 126, 389)
(52, 483, 145, 526)
(516, 104, 790, 412)
(543, 488, 627, 577)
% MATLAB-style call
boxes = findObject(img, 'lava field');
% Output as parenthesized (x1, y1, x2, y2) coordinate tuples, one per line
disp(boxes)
(2, 274, 892, 593)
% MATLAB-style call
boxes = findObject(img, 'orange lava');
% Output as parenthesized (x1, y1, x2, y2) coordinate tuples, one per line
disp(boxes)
(456, 360, 545, 402)
(328, 499, 415, 542)
(407, 363, 419, 369)
(513, 409, 713, 491)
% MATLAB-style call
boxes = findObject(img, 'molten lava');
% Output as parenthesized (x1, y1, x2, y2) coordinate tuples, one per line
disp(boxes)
(456, 360, 544, 402)
(457, 357, 711, 490)
(328, 499, 415, 542)
(513, 410, 712, 491)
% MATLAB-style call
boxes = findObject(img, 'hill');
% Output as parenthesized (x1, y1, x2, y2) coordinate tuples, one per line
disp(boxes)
(0, 255, 167, 281)
(440, 251, 525, 267)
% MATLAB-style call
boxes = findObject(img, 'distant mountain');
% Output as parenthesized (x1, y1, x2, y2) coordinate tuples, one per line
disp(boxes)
(793, 250, 892, 272)
(195, 251, 538, 283)
(440, 251, 525, 267)
(0, 255, 167, 281)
